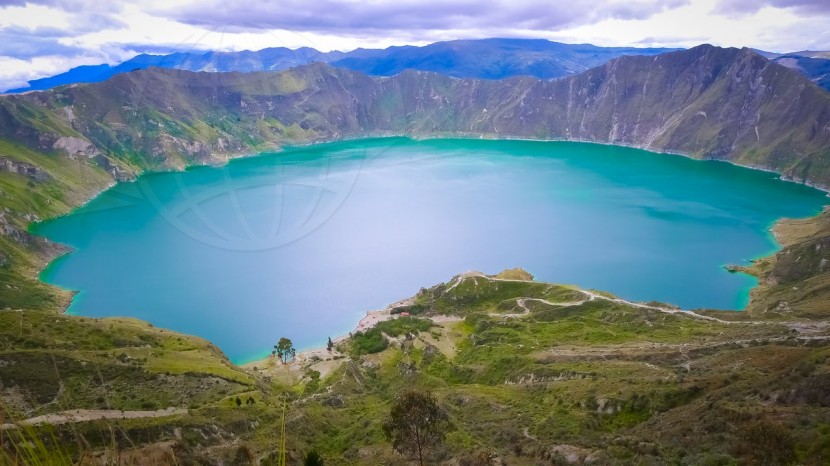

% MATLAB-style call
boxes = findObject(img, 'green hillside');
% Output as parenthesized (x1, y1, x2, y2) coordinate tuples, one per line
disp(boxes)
(2, 263, 829, 464)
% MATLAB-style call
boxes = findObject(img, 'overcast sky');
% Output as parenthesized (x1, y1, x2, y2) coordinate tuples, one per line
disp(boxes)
(1, 0, 829, 90)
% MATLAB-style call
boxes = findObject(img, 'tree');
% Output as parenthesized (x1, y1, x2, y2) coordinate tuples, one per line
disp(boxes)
(235, 396, 242, 407)
(303, 449, 324, 466)
(274, 337, 296, 364)
(384, 390, 450, 466)
(327, 337, 333, 351)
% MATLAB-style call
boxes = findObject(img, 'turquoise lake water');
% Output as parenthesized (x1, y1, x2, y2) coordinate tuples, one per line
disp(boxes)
(32, 138, 828, 363)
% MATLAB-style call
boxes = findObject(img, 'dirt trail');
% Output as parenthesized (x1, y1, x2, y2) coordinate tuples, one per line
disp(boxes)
(494, 296, 593, 318)
(244, 272, 825, 384)
(533, 334, 830, 361)
(1, 407, 187, 428)
(458, 271, 740, 324)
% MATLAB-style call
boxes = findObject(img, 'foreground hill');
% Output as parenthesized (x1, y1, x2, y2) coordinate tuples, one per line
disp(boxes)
(1, 44, 829, 312)
(2, 264, 829, 464)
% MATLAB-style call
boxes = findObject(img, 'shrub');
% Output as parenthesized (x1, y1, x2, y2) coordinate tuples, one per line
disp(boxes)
(731, 419, 796, 465)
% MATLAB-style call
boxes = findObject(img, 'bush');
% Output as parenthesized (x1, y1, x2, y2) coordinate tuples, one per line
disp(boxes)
(350, 317, 432, 355)
(374, 317, 432, 337)
(731, 419, 796, 465)
(351, 328, 389, 355)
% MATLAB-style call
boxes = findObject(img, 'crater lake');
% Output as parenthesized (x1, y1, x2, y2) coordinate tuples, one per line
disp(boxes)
(32, 138, 829, 363)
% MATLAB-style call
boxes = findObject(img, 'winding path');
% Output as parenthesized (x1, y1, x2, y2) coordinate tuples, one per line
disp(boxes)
(0, 407, 187, 429)
(453, 272, 771, 325)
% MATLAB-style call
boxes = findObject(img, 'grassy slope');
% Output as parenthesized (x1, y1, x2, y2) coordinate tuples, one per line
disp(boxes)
(0, 310, 267, 463)
(5, 267, 828, 464)
(248, 271, 829, 464)
(726, 207, 830, 319)
(0, 137, 116, 312)
(0, 311, 254, 415)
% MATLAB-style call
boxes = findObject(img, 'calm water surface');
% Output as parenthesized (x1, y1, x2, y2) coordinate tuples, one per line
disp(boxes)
(33, 138, 828, 362)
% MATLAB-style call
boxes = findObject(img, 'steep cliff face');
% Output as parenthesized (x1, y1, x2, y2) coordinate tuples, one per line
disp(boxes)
(386, 46, 830, 186)
(531, 46, 830, 185)
(0, 157, 50, 181)
(38, 45, 830, 183)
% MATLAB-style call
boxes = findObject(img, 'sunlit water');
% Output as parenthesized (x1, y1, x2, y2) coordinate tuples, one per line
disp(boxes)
(33, 138, 828, 363)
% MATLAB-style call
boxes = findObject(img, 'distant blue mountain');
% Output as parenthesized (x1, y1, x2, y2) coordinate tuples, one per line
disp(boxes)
(329, 38, 678, 79)
(16, 39, 828, 95)
(7, 47, 338, 93)
(770, 55, 830, 91)
(6, 39, 685, 94)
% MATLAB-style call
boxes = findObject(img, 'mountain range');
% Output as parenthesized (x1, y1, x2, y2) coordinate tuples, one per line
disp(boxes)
(4, 38, 679, 93)
(768, 54, 830, 91)
(5, 44, 830, 185)
(8, 38, 830, 97)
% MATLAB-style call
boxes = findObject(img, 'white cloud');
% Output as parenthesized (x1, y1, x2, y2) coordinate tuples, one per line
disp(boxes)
(1, 0, 829, 90)
(546, 0, 813, 52)
(0, 4, 72, 29)
(0, 54, 108, 91)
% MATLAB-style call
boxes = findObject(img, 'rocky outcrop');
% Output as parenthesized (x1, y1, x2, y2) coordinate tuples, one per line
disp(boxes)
(52, 136, 99, 159)
(0, 156, 50, 181)
(0, 211, 32, 244)
(768, 236, 830, 285)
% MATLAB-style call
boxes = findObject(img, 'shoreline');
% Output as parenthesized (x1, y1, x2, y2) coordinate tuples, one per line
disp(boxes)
(19, 135, 830, 366)
(239, 309, 390, 370)
(241, 296, 416, 370)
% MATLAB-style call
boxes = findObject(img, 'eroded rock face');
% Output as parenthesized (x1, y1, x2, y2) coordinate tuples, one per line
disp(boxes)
(0, 212, 32, 243)
(92, 154, 133, 182)
(770, 236, 830, 284)
(548, 444, 600, 464)
(53, 136, 99, 159)
(0, 156, 50, 181)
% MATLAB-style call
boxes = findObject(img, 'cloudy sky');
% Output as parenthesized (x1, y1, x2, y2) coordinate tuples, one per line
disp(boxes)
(1, 0, 829, 90)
